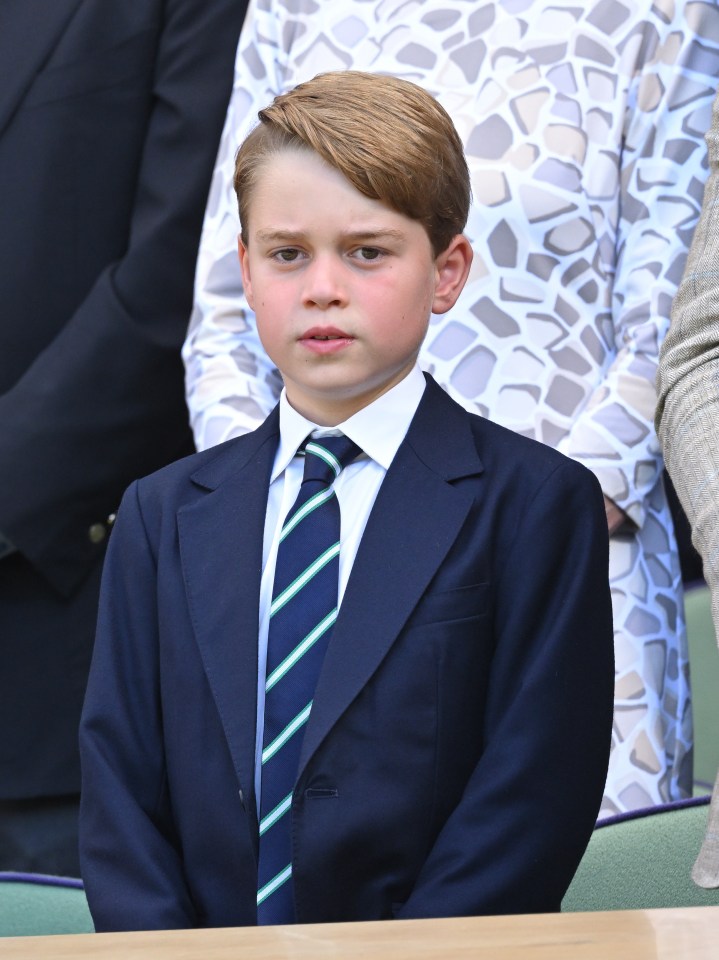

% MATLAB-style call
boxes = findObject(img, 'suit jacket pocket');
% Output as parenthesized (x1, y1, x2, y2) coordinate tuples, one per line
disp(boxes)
(408, 582, 490, 627)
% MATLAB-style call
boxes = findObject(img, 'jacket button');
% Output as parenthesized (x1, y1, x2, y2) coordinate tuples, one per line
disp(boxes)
(88, 523, 106, 544)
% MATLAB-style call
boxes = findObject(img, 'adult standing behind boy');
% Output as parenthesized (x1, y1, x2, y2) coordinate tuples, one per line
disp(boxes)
(185, 0, 719, 816)
(0, 0, 247, 875)
(80, 72, 614, 931)
(657, 88, 719, 889)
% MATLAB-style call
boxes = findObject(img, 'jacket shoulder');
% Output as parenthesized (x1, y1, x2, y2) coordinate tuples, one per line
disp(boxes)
(131, 414, 279, 511)
(458, 399, 603, 499)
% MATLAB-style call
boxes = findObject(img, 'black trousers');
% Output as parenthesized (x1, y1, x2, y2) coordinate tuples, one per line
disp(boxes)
(0, 794, 81, 877)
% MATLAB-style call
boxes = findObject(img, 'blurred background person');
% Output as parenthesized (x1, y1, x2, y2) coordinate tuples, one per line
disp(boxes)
(0, 0, 248, 875)
(185, 0, 719, 816)
(657, 86, 719, 889)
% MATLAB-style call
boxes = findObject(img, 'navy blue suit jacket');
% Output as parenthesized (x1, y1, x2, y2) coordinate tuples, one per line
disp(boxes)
(0, 0, 247, 798)
(80, 376, 614, 930)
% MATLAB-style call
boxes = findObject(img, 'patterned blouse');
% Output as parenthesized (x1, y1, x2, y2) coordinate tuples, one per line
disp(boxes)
(185, 0, 719, 813)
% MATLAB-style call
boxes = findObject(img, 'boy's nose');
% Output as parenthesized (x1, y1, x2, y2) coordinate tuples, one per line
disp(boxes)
(302, 255, 347, 309)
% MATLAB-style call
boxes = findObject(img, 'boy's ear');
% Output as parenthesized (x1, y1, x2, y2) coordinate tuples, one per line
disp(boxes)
(431, 234, 473, 315)
(237, 236, 255, 310)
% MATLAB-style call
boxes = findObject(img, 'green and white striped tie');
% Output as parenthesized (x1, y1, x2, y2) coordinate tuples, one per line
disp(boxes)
(256, 434, 360, 924)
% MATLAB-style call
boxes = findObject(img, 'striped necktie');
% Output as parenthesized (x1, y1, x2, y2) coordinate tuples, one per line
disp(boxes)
(257, 433, 361, 924)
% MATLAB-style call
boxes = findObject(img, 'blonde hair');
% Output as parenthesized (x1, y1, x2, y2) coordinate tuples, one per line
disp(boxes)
(234, 71, 470, 256)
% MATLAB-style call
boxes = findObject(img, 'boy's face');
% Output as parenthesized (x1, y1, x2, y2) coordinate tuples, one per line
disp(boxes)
(238, 148, 471, 425)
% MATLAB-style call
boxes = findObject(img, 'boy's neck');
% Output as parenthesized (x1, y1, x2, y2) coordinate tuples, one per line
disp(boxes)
(282, 362, 421, 427)
(277, 365, 426, 473)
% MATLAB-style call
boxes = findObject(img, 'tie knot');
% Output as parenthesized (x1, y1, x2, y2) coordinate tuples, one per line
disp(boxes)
(301, 434, 361, 487)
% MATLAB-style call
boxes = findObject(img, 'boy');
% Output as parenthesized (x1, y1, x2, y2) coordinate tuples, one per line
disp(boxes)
(79, 71, 614, 931)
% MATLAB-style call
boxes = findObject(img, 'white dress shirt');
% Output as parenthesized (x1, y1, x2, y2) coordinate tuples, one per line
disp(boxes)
(254, 365, 426, 807)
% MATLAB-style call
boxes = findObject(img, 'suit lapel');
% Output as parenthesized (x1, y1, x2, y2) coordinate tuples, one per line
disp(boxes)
(0, 0, 82, 139)
(299, 378, 484, 772)
(178, 410, 280, 813)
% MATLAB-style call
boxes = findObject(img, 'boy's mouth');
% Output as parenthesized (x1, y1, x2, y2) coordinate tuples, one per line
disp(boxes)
(301, 326, 352, 341)
(300, 326, 354, 353)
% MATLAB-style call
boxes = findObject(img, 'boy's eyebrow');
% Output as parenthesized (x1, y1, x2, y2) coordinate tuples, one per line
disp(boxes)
(254, 227, 408, 244)
(344, 228, 407, 244)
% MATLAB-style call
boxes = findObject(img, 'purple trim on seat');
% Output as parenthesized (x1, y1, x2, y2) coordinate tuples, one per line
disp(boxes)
(597, 794, 710, 829)
(0, 871, 83, 890)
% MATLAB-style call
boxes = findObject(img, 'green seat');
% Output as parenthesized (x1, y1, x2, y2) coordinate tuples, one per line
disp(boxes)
(0, 873, 94, 937)
(685, 583, 719, 794)
(562, 798, 719, 911)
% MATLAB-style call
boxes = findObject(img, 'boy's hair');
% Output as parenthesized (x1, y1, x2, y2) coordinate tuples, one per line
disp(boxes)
(234, 71, 470, 256)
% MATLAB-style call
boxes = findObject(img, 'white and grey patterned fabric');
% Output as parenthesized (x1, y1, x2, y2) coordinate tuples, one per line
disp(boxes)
(657, 87, 719, 887)
(185, 0, 719, 815)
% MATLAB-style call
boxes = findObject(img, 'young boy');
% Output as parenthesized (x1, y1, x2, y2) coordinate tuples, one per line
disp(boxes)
(79, 71, 614, 932)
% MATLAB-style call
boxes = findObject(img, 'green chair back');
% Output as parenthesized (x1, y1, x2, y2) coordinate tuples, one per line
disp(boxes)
(685, 583, 719, 793)
(562, 798, 719, 911)
(0, 873, 94, 937)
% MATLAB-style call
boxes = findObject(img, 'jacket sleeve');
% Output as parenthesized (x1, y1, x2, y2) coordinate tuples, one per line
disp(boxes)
(656, 84, 719, 894)
(657, 88, 719, 649)
(79, 481, 196, 931)
(398, 460, 615, 917)
(560, 0, 719, 528)
(0, 0, 248, 597)
(185, 0, 285, 451)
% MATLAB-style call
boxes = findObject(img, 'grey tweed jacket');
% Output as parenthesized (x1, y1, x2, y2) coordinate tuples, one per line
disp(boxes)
(656, 88, 719, 890)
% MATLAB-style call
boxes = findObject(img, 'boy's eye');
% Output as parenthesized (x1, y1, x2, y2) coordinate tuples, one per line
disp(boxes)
(354, 247, 382, 261)
(273, 248, 302, 262)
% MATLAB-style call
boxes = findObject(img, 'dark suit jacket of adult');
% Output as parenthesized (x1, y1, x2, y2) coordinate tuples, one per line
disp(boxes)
(0, 0, 248, 798)
(80, 376, 615, 930)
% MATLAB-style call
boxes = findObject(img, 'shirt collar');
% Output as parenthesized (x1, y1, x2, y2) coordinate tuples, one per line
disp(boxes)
(272, 365, 426, 481)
